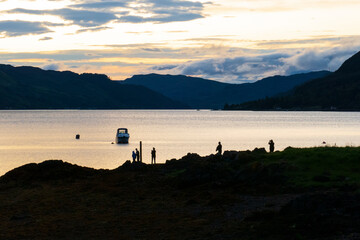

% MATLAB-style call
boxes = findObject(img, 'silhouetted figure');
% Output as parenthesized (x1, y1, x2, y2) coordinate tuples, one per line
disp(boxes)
(151, 147, 156, 164)
(132, 150, 136, 163)
(136, 148, 140, 162)
(268, 139, 275, 153)
(216, 142, 222, 155)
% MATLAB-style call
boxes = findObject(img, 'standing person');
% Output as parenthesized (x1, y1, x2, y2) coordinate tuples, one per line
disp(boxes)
(132, 150, 136, 163)
(268, 139, 275, 153)
(216, 142, 222, 155)
(135, 148, 140, 162)
(151, 147, 156, 164)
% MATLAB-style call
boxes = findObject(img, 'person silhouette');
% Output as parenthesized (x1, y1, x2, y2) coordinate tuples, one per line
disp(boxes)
(135, 148, 140, 162)
(216, 142, 222, 155)
(132, 150, 136, 163)
(151, 147, 156, 164)
(268, 140, 275, 153)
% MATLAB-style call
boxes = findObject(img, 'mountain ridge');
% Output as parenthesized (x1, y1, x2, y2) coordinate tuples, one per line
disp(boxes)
(225, 51, 360, 111)
(123, 71, 331, 109)
(0, 64, 187, 109)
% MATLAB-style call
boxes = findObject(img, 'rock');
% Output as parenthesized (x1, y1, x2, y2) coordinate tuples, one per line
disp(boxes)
(252, 148, 267, 154)
(0, 160, 98, 184)
(119, 161, 148, 171)
(223, 151, 239, 160)
(121, 160, 132, 168)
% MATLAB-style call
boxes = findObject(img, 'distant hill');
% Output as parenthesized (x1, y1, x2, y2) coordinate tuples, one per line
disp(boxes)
(123, 74, 227, 109)
(123, 71, 331, 109)
(0, 64, 187, 109)
(225, 51, 360, 111)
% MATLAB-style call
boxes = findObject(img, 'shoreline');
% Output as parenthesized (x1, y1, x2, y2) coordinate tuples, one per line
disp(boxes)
(1, 146, 359, 239)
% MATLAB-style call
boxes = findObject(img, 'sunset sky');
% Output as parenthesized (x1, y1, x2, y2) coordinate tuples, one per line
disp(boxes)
(0, 0, 360, 83)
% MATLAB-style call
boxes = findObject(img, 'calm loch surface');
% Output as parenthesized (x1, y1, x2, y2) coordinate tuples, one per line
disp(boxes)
(1, 110, 360, 175)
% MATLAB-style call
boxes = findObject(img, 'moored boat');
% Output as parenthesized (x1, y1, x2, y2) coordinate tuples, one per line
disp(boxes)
(116, 128, 130, 144)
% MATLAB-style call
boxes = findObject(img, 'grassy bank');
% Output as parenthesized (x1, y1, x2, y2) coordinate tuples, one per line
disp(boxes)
(0, 147, 359, 239)
(162, 146, 360, 192)
(264, 146, 360, 188)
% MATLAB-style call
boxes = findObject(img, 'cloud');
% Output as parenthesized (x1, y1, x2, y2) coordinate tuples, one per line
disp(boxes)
(118, 13, 204, 23)
(9, 8, 117, 27)
(256, 37, 350, 48)
(117, 12, 204, 23)
(0, 20, 51, 37)
(152, 0, 204, 8)
(283, 47, 358, 73)
(126, 31, 153, 34)
(39, 36, 52, 41)
(76, 26, 111, 33)
(151, 65, 178, 70)
(53, 8, 117, 27)
(210, 0, 360, 13)
(118, 0, 206, 23)
(3, 44, 359, 83)
(1, 32, 358, 83)
(151, 46, 360, 83)
(175, 53, 290, 82)
(152, 12, 204, 22)
(42, 63, 62, 71)
(141, 48, 162, 52)
(95, 43, 167, 49)
(5, 0, 207, 32)
(70, 1, 128, 10)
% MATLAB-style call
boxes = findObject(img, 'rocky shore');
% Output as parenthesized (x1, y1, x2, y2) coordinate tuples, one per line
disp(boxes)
(0, 147, 359, 239)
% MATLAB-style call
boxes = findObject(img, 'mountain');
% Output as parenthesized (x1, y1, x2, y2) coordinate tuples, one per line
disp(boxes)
(122, 71, 331, 109)
(0, 64, 187, 109)
(226, 51, 360, 111)
(123, 74, 227, 109)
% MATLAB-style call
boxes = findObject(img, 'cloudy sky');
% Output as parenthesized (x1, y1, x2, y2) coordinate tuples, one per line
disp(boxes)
(0, 0, 360, 83)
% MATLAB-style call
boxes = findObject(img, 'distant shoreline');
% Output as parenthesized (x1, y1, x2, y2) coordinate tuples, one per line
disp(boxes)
(2, 108, 360, 112)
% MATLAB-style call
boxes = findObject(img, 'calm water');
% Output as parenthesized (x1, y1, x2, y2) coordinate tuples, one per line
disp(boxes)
(1, 110, 360, 176)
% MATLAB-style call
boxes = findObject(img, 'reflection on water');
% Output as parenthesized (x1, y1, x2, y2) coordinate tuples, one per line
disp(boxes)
(0, 110, 360, 175)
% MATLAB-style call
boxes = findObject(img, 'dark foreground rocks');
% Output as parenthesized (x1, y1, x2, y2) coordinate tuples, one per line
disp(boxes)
(0, 148, 359, 239)
(242, 192, 360, 239)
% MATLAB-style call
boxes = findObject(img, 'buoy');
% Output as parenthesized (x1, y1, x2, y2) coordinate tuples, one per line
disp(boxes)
(76, 134, 80, 139)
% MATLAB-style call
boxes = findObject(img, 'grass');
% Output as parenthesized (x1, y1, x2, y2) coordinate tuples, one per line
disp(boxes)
(263, 147, 360, 188)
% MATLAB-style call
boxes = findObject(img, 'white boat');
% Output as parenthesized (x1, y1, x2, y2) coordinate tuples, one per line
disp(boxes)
(116, 128, 130, 144)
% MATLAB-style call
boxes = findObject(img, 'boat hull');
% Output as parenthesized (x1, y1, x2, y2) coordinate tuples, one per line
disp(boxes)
(116, 136, 129, 144)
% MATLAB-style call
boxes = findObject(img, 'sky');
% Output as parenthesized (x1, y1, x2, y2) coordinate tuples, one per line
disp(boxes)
(0, 0, 360, 83)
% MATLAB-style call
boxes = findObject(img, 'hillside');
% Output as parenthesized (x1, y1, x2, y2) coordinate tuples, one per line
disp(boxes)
(0, 64, 187, 109)
(225, 51, 360, 111)
(123, 71, 330, 109)
(123, 74, 227, 109)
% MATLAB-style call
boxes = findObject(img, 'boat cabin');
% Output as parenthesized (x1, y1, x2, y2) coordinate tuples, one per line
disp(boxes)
(117, 128, 128, 134)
